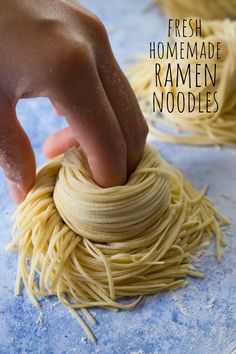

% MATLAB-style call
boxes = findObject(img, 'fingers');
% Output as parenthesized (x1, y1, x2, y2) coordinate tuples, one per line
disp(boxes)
(49, 46, 127, 187)
(43, 127, 79, 158)
(95, 41, 149, 174)
(0, 97, 36, 204)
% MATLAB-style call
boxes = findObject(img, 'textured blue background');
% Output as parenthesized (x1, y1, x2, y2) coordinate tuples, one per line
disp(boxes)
(0, 1, 236, 353)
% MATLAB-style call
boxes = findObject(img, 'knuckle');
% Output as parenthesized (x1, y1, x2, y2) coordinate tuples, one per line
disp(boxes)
(87, 12, 106, 31)
(85, 13, 109, 42)
(69, 43, 91, 67)
(50, 42, 92, 86)
(61, 43, 91, 69)
(38, 18, 62, 31)
(92, 18, 107, 37)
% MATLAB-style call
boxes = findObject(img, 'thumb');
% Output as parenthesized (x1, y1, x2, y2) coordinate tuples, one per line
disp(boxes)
(0, 97, 36, 204)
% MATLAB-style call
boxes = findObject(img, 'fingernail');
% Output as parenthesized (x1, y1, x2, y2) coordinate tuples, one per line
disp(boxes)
(8, 181, 26, 204)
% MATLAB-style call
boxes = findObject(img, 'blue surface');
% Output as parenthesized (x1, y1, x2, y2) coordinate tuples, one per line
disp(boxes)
(0, 1, 236, 353)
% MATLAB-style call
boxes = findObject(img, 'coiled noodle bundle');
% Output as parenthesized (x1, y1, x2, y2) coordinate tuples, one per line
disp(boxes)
(7, 144, 228, 342)
(129, 19, 236, 146)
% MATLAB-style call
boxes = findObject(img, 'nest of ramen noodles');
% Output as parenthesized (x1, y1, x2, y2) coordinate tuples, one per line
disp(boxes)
(7, 144, 228, 342)
(129, 19, 236, 146)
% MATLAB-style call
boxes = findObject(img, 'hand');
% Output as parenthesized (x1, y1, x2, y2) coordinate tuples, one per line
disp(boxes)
(0, 0, 148, 203)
